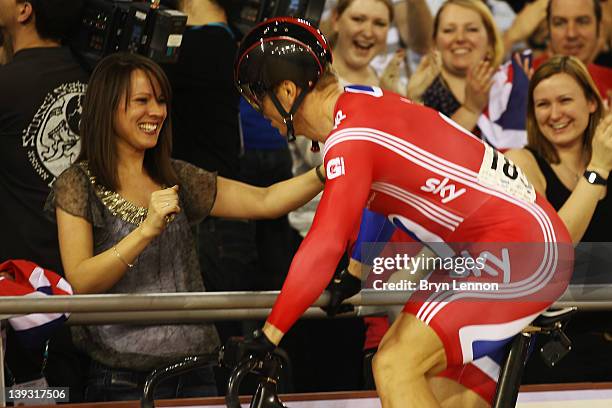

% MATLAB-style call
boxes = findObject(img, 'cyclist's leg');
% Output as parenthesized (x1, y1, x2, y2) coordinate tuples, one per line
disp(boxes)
(373, 312, 447, 408)
(429, 376, 489, 408)
(373, 295, 529, 408)
(430, 357, 504, 408)
(373, 298, 541, 408)
(373, 241, 560, 408)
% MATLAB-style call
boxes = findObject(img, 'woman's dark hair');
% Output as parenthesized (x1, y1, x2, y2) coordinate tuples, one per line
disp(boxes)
(527, 55, 604, 164)
(78, 52, 178, 190)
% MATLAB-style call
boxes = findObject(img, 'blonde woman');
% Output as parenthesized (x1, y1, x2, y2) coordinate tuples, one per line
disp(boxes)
(407, 0, 504, 133)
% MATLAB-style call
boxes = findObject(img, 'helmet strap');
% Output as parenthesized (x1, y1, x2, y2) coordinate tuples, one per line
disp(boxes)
(269, 88, 309, 143)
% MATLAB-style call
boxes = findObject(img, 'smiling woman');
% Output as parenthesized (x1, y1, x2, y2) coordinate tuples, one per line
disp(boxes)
(504, 55, 612, 385)
(113, 69, 167, 153)
(407, 0, 503, 134)
(329, 0, 395, 88)
(44, 52, 326, 402)
(504, 56, 610, 244)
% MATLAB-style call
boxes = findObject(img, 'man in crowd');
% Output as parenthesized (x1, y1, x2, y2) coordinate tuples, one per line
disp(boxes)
(536, 0, 612, 99)
(0, 0, 88, 400)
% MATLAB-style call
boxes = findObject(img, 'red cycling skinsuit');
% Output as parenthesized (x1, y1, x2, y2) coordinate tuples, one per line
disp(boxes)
(267, 86, 573, 402)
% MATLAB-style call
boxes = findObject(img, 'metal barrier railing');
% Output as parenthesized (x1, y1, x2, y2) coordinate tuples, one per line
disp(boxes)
(1, 285, 611, 407)
(1, 284, 611, 314)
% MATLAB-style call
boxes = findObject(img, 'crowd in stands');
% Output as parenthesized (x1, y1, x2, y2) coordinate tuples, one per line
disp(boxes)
(1, 0, 611, 403)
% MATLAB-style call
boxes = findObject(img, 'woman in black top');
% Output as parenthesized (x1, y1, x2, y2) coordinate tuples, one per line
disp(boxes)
(506, 56, 611, 243)
(506, 55, 612, 383)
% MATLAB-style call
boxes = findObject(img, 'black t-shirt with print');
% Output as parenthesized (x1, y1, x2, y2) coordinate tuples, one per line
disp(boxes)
(0, 47, 88, 275)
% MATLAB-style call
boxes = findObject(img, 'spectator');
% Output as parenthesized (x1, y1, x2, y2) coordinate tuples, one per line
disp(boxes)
(162, 0, 241, 179)
(321, 0, 433, 92)
(0, 30, 12, 64)
(428, 0, 517, 34)
(505, 55, 612, 383)
(0, 0, 88, 400)
(328, 0, 403, 93)
(407, 0, 503, 133)
(375, 0, 434, 79)
(298, 0, 409, 287)
(477, 0, 612, 151)
(503, 0, 549, 56)
(535, 0, 612, 101)
(160, 0, 256, 346)
(548, 0, 601, 65)
(46, 52, 325, 402)
(595, 0, 612, 67)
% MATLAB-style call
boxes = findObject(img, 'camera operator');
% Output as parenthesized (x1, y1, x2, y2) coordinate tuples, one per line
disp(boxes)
(0, 0, 88, 401)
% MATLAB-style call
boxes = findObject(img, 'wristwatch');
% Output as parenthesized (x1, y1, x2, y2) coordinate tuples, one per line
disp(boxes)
(583, 170, 607, 186)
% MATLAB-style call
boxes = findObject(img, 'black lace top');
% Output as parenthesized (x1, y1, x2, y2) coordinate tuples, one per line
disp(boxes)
(45, 159, 220, 371)
(421, 75, 462, 118)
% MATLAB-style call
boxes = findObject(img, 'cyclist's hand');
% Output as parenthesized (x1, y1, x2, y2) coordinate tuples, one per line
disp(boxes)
(241, 330, 277, 360)
(322, 268, 361, 317)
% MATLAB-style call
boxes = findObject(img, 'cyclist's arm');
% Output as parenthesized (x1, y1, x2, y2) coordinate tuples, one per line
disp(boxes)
(264, 142, 374, 343)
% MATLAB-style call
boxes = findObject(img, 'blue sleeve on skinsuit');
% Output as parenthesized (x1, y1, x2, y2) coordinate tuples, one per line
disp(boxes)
(351, 209, 396, 265)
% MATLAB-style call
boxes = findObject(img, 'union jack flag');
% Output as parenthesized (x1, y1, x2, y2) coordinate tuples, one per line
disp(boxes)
(0, 260, 72, 349)
(478, 50, 532, 150)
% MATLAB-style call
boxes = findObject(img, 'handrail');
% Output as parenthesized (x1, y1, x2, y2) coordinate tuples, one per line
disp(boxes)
(0, 284, 611, 314)
(1, 286, 612, 407)
(65, 308, 338, 325)
(52, 302, 612, 326)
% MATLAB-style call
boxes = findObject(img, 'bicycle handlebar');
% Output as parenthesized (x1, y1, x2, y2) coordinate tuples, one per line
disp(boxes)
(224, 350, 288, 408)
(141, 353, 217, 408)
(226, 356, 261, 408)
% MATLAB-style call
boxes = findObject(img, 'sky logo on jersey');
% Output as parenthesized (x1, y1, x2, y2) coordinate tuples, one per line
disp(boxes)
(421, 177, 466, 203)
(326, 157, 345, 180)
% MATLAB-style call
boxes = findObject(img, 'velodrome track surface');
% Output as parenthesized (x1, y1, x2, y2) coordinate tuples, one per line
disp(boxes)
(27, 384, 612, 407)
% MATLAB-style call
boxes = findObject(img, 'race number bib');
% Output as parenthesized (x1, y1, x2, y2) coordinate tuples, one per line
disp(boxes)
(478, 144, 536, 203)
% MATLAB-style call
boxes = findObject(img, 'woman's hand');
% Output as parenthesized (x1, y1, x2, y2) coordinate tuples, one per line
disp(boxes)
(588, 114, 612, 179)
(603, 91, 611, 115)
(406, 50, 441, 101)
(380, 49, 406, 95)
(140, 185, 181, 238)
(463, 60, 495, 115)
(514, 52, 534, 80)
